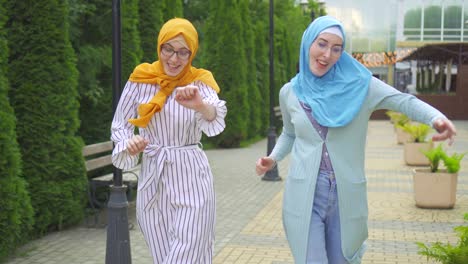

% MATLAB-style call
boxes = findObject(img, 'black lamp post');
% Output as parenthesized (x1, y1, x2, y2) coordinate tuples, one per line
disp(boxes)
(106, 1, 132, 263)
(262, 0, 281, 181)
(299, 0, 309, 15)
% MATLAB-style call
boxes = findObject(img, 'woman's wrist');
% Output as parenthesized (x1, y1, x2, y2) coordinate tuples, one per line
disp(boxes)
(268, 156, 277, 168)
(196, 102, 216, 121)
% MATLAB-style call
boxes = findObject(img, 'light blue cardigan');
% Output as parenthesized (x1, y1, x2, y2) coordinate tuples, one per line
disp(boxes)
(270, 77, 445, 264)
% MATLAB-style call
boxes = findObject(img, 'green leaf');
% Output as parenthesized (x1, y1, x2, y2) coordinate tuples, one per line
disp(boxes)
(386, 111, 410, 127)
(443, 152, 466, 173)
(402, 123, 432, 142)
(421, 144, 444, 172)
(416, 212, 468, 263)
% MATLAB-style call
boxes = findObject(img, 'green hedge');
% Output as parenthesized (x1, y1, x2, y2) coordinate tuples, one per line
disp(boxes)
(0, 0, 323, 258)
(69, 0, 312, 148)
(7, 0, 87, 234)
(138, 0, 165, 63)
(0, 0, 34, 260)
(204, 0, 250, 147)
(69, 0, 113, 144)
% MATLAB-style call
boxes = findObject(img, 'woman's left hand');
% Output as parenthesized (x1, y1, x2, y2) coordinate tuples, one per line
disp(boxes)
(432, 118, 457, 145)
(175, 85, 203, 111)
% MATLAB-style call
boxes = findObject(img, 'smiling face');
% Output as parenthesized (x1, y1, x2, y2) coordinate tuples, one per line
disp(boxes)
(159, 36, 191, 77)
(308, 32, 343, 77)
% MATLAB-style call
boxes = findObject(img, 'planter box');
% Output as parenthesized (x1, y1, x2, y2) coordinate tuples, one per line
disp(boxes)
(396, 127, 412, 145)
(413, 168, 458, 209)
(404, 142, 433, 166)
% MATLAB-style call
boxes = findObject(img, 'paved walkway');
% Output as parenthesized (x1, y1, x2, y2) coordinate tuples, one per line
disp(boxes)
(4, 120, 468, 264)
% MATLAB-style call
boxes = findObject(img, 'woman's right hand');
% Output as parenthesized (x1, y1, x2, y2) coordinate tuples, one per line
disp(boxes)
(255, 157, 276, 176)
(126, 135, 149, 156)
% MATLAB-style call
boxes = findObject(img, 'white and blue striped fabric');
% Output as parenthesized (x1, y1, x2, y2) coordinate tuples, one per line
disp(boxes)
(111, 80, 227, 263)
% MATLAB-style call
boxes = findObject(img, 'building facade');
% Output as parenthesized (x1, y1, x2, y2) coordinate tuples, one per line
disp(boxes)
(321, 0, 468, 119)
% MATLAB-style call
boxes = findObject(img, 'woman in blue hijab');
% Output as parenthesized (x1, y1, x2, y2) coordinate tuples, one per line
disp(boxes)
(256, 16, 456, 263)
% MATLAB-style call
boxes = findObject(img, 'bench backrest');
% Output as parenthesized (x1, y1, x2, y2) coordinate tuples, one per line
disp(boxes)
(274, 106, 282, 120)
(82, 141, 113, 172)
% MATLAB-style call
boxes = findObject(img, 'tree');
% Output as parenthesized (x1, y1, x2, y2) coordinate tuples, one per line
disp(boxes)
(240, 0, 262, 139)
(183, 0, 210, 24)
(0, 0, 33, 259)
(424, 6, 442, 40)
(200, 0, 307, 147)
(273, 0, 307, 103)
(122, 0, 142, 86)
(164, 0, 183, 22)
(204, 0, 249, 147)
(404, 4, 468, 41)
(70, 0, 141, 145)
(69, 0, 113, 144)
(139, 0, 165, 63)
(444, 5, 464, 40)
(404, 8, 422, 40)
(7, 0, 87, 234)
(183, 0, 210, 66)
(250, 0, 270, 136)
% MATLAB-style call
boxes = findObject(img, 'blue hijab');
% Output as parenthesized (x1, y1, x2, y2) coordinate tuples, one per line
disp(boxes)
(291, 16, 371, 127)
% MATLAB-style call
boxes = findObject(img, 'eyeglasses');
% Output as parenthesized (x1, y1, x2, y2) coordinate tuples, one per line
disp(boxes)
(161, 44, 191, 60)
(315, 40, 343, 57)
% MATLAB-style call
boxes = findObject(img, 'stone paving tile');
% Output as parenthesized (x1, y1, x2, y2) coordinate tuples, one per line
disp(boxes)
(369, 220, 459, 233)
(213, 245, 293, 264)
(4, 120, 468, 264)
(211, 121, 468, 264)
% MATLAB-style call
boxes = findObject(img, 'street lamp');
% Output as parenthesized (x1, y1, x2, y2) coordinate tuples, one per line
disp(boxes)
(299, 0, 309, 14)
(263, 0, 281, 181)
(106, 1, 132, 263)
(300, 0, 324, 22)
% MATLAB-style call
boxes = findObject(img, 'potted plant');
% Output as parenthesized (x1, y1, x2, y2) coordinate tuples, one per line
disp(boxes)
(413, 144, 466, 208)
(417, 213, 468, 263)
(385, 111, 411, 144)
(401, 122, 433, 166)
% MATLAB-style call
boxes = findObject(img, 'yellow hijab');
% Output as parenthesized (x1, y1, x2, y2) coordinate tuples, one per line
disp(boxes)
(128, 18, 220, 128)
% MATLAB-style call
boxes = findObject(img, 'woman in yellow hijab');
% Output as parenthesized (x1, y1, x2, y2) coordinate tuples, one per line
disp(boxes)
(110, 18, 227, 263)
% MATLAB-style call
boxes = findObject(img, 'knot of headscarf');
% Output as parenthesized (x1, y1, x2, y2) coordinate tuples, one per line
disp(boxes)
(291, 15, 371, 127)
(128, 18, 220, 128)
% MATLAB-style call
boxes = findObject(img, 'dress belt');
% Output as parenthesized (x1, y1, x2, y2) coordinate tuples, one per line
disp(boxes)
(139, 143, 202, 191)
(143, 142, 202, 157)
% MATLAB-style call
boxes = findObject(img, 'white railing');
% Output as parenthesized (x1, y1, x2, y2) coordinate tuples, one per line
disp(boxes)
(402, 27, 468, 41)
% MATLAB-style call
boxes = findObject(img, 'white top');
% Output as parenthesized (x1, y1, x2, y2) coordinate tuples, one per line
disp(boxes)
(111, 80, 227, 169)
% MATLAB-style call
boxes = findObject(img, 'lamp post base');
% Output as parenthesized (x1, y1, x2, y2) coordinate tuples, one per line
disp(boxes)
(262, 165, 281, 181)
(105, 185, 132, 264)
(262, 126, 281, 181)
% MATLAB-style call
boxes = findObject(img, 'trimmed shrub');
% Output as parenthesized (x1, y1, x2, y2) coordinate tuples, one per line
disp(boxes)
(204, 0, 249, 147)
(138, 0, 165, 63)
(69, 0, 113, 144)
(121, 0, 142, 86)
(163, 0, 183, 22)
(0, 0, 34, 259)
(7, 0, 87, 234)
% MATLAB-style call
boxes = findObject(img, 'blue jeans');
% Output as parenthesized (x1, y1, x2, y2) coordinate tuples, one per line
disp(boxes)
(306, 170, 348, 264)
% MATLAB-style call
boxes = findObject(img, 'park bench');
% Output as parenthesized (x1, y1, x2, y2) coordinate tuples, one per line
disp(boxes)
(82, 141, 139, 224)
(274, 105, 282, 120)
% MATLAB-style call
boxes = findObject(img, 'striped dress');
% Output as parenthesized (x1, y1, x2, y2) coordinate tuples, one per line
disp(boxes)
(111, 80, 227, 263)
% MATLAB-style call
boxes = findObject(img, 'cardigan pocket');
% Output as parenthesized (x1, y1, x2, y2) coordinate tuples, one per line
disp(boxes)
(339, 180, 369, 259)
(283, 177, 308, 217)
(342, 216, 368, 261)
(341, 180, 369, 219)
(283, 164, 309, 217)
(287, 158, 306, 180)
